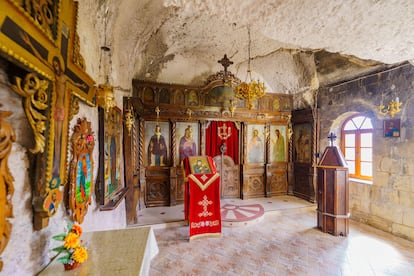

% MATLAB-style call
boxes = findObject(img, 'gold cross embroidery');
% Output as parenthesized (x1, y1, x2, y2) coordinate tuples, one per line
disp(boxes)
(198, 195, 213, 217)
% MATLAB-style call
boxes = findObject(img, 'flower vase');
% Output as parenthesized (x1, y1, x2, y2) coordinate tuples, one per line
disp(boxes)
(64, 262, 80, 271)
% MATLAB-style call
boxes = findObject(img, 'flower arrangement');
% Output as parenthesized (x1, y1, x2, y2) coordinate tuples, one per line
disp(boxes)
(52, 222, 88, 268)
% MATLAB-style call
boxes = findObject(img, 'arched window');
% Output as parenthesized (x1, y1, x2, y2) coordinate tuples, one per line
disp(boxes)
(341, 115, 373, 181)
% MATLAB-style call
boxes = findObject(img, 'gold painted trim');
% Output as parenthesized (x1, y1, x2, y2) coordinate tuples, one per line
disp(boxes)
(11, 73, 49, 153)
(188, 173, 219, 191)
(0, 110, 16, 271)
(189, 233, 221, 241)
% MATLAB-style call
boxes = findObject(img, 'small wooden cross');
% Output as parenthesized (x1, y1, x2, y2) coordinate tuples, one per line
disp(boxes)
(218, 54, 233, 73)
(328, 132, 337, 146)
(155, 106, 160, 119)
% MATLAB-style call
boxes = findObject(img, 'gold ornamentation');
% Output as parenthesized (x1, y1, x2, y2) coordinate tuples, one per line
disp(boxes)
(378, 97, 402, 118)
(234, 26, 266, 109)
(217, 123, 231, 140)
(73, 33, 86, 70)
(186, 108, 193, 118)
(2, 0, 96, 230)
(96, 83, 116, 112)
(155, 106, 160, 119)
(69, 96, 80, 121)
(12, 73, 49, 153)
(69, 118, 95, 224)
(0, 111, 16, 271)
(188, 173, 219, 191)
(198, 195, 213, 217)
(229, 99, 237, 117)
(124, 98, 134, 136)
(6, 0, 60, 45)
(28, 0, 58, 40)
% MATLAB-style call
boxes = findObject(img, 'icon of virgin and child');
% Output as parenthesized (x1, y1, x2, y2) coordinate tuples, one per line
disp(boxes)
(179, 125, 197, 164)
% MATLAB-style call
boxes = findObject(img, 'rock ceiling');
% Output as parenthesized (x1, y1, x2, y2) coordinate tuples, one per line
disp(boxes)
(78, 0, 414, 95)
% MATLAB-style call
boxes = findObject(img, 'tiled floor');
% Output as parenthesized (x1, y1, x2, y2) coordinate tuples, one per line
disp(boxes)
(135, 195, 315, 228)
(144, 196, 414, 275)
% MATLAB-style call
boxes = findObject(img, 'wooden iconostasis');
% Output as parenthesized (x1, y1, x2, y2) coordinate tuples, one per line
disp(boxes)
(123, 73, 295, 216)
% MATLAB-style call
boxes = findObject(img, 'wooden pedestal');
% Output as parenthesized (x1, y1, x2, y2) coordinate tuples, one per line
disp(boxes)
(317, 146, 349, 237)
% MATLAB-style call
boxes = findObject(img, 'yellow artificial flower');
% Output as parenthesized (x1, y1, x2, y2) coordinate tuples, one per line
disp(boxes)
(64, 232, 80, 249)
(72, 246, 88, 263)
(71, 224, 83, 236)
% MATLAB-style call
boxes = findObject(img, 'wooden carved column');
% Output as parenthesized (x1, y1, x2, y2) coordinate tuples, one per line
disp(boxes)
(264, 123, 271, 197)
(200, 120, 208, 156)
(0, 111, 16, 271)
(138, 118, 146, 211)
(241, 122, 248, 199)
(124, 103, 139, 224)
(170, 121, 177, 206)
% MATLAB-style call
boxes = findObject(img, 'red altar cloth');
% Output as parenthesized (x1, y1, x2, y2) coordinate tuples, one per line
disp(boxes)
(183, 157, 222, 240)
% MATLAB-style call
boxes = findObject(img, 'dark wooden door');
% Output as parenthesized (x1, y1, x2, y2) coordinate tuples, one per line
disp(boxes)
(291, 109, 319, 203)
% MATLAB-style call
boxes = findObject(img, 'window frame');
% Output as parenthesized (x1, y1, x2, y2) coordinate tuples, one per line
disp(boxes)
(341, 114, 373, 181)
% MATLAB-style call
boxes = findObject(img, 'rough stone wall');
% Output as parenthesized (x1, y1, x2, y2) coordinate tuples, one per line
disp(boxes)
(318, 63, 414, 241)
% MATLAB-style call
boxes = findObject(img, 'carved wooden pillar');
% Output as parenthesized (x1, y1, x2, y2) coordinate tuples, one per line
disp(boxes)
(200, 120, 207, 156)
(264, 123, 271, 197)
(241, 122, 248, 199)
(124, 101, 139, 224)
(138, 118, 146, 210)
(170, 121, 177, 206)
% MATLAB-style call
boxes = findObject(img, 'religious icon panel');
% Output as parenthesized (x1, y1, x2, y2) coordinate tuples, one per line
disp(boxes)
(270, 125, 287, 162)
(247, 124, 265, 163)
(176, 122, 199, 165)
(293, 123, 312, 163)
(188, 156, 212, 174)
(145, 121, 170, 166)
(68, 117, 95, 224)
(98, 107, 125, 208)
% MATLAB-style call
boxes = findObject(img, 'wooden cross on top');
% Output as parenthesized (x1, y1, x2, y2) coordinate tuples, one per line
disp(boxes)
(218, 54, 233, 73)
(155, 106, 160, 119)
(328, 132, 337, 147)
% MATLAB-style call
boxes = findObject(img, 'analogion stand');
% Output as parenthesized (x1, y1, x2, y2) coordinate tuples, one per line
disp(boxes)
(316, 133, 350, 236)
(183, 156, 222, 241)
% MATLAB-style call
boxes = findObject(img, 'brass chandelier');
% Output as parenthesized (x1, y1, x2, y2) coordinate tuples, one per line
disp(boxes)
(235, 26, 266, 109)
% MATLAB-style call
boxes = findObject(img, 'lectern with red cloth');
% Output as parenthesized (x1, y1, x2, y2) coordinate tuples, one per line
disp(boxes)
(183, 156, 222, 240)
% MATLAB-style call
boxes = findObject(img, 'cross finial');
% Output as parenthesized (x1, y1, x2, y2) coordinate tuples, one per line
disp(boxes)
(328, 132, 337, 146)
(186, 108, 192, 118)
(155, 106, 160, 119)
(218, 54, 233, 73)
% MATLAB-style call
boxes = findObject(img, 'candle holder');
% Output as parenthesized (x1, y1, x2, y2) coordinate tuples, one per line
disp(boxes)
(378, 97, 402, 118)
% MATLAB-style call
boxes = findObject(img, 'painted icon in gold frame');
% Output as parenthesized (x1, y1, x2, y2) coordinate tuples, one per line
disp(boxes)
(188, 156, 212, 174)
(68, 117, 95, 224)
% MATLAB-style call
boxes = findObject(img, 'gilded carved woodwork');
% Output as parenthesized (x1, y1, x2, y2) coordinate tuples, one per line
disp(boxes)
(68, 118, 95, 224)
(1, 0, 96, 229)
(11, 73, 49, 154)
(69, 96, 79, 121)
(132, 79, 292, 122)
(0, 111, 16, 271)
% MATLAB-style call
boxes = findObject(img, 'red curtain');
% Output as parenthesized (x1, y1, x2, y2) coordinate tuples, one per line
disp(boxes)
(205, 121, 239, 164)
